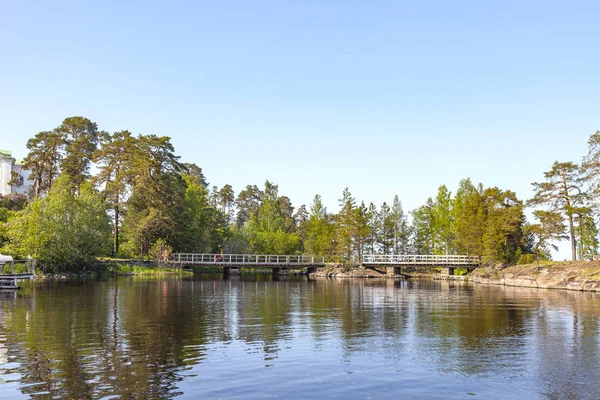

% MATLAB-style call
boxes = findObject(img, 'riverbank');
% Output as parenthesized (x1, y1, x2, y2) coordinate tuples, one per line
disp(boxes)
(309, 265, 388, 278)
(469, 261, 600, 292)
(36, 262, 194, 279)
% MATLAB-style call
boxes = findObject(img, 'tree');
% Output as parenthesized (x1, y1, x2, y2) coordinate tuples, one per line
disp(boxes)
(572, 206, 599, 260)
(365, 203, 378, 254)
(527, 210, 568, 263)
(302, 195, 335, 256)
(581, 130, 600, 199)
(218, 184, 235, 218)
(353, 202, 370, 260)
(411, 199, 435, 254)
(391, 195, 411, 255)
(57, 116, 99, 193)
(120, 135, 186, 257)
(431, 185, 454, 254)
(336, 188, 357, 261)
(528, 161, 584, 261)
(377, 202, 394, 254)
(243, 181, 300, 254)
(22, 131, 65, 197)
(94, 130, 137, 255)
(182, 163, 208, 188)
(453, 180, 486, 256)
(5, 177, 111, 272)
(235, 185, 263, 229)
(482, 188, 526, 264)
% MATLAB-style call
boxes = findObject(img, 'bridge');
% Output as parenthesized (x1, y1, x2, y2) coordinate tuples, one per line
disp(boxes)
(361, 254, 481, 276)
(171, 253, 480, 276)
(172, 254, 326, 275)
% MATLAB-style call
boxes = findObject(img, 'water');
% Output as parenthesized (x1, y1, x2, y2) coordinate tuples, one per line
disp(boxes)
(0, 275, 599, 399)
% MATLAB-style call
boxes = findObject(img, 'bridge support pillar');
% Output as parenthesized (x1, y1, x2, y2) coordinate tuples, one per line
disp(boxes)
(386, 267, 401, 276)
(441, 267, 455, 276)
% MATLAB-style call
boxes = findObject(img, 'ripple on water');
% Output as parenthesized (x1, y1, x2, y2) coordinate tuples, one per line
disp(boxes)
(1, 277, 600, 399)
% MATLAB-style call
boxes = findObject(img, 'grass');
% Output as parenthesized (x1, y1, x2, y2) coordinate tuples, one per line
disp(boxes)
(105, 263, 193, 276)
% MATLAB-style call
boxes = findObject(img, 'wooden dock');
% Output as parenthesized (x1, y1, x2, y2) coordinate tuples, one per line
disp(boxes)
(0, 257, 37, 287)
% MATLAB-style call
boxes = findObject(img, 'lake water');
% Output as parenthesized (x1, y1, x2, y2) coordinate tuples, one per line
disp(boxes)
(0, 275, 599, 399)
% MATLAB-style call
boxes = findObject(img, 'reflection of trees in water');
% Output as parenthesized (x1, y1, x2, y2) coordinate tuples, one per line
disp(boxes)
(530, 290, 600, 399)
(1, 278, 600, 398)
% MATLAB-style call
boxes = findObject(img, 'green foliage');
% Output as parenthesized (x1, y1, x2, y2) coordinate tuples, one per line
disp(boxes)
(5, 177, 111, 272)
(303, 195, 336, 256)
(22, 130, 64, 197)
(149, 238, 173, 268)
(242, 181, 301, 254)
(528, 161, 584, 261)
(57, 116, 100, 193)
(517, 254, 536, 265)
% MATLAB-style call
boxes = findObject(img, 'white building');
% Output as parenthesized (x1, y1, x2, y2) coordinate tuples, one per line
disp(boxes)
(0, 150, 31, 197)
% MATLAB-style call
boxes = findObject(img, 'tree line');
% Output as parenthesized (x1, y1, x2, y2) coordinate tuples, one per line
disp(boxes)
(0, 116, 598, 272)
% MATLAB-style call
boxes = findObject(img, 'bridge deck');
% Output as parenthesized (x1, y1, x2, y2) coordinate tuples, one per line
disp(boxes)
(361, 254, 480, 266)
(172, 254, 326, 267)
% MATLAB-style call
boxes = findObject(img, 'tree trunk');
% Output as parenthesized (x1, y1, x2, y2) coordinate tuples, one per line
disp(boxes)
(113, 203, 119, 256)
(568, 213, 577, 261)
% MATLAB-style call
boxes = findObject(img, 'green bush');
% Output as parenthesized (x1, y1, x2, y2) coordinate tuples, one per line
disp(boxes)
(517, 254, 536, 265)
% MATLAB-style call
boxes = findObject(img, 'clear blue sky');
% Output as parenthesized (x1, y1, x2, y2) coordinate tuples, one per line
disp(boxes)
(1, 1, 599, 258)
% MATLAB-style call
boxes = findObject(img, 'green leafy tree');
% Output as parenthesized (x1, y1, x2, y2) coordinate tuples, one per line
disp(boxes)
(6, 177, 110, 272)
(57, 116, 100, 193)
(528, 161, 584, 261)
(235, 185, 263, 229)
(365, 202, 378, 254)
(431, 185, 454, 254)
(302, 195, 336, 257)
(121, 135, 186, 257)
(573, 207, 599, 260)
(411, 199, 435, 254)
(353, 202, 371, 260)
(336, 188, 357, 261)
(243, 181, 300, 254)
(22, 131, 65, 197)
(391, 195, 411, 255)
(179, 173, 231, 253)
(527, 210, 568, 263)
(94, 130, 137, 255)
(377, 202, 394, 254)
(482, 188, 526, 264)
(218, 184, 235, 220)
(453, 180, 486, 256)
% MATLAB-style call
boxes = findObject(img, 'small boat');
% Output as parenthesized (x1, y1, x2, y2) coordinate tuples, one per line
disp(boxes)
(0, 254, 13, 265)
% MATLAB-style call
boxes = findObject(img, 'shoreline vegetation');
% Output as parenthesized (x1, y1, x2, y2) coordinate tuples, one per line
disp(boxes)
(25, 260, 600, 293)
(1, 116, 600, 293)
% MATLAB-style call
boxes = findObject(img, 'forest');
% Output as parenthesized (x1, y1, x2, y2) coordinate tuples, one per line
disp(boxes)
(1, 116, 599, 272)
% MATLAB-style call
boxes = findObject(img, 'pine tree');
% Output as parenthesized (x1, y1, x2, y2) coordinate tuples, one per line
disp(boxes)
(528, 161, 584, 261)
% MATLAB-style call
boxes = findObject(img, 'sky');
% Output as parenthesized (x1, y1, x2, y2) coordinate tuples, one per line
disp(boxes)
(1, 1, 599, 259)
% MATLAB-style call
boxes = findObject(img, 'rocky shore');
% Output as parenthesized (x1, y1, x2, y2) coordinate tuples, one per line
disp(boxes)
(309, 265, 388, 278)
(469, 261, 600, 292)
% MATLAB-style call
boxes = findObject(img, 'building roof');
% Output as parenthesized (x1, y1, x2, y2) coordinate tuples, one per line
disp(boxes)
(0, 150, 14, 159)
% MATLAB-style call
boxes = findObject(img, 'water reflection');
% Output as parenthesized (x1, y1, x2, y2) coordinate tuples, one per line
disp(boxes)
(0, 276, 599, 399)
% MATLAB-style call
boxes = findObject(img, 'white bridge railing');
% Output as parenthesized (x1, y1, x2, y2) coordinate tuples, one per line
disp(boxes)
(361, 254, 480, 266)
(172, 254, 326, 266)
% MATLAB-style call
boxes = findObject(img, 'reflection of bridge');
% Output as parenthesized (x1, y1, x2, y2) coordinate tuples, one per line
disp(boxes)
(172, 253, 480, 276)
